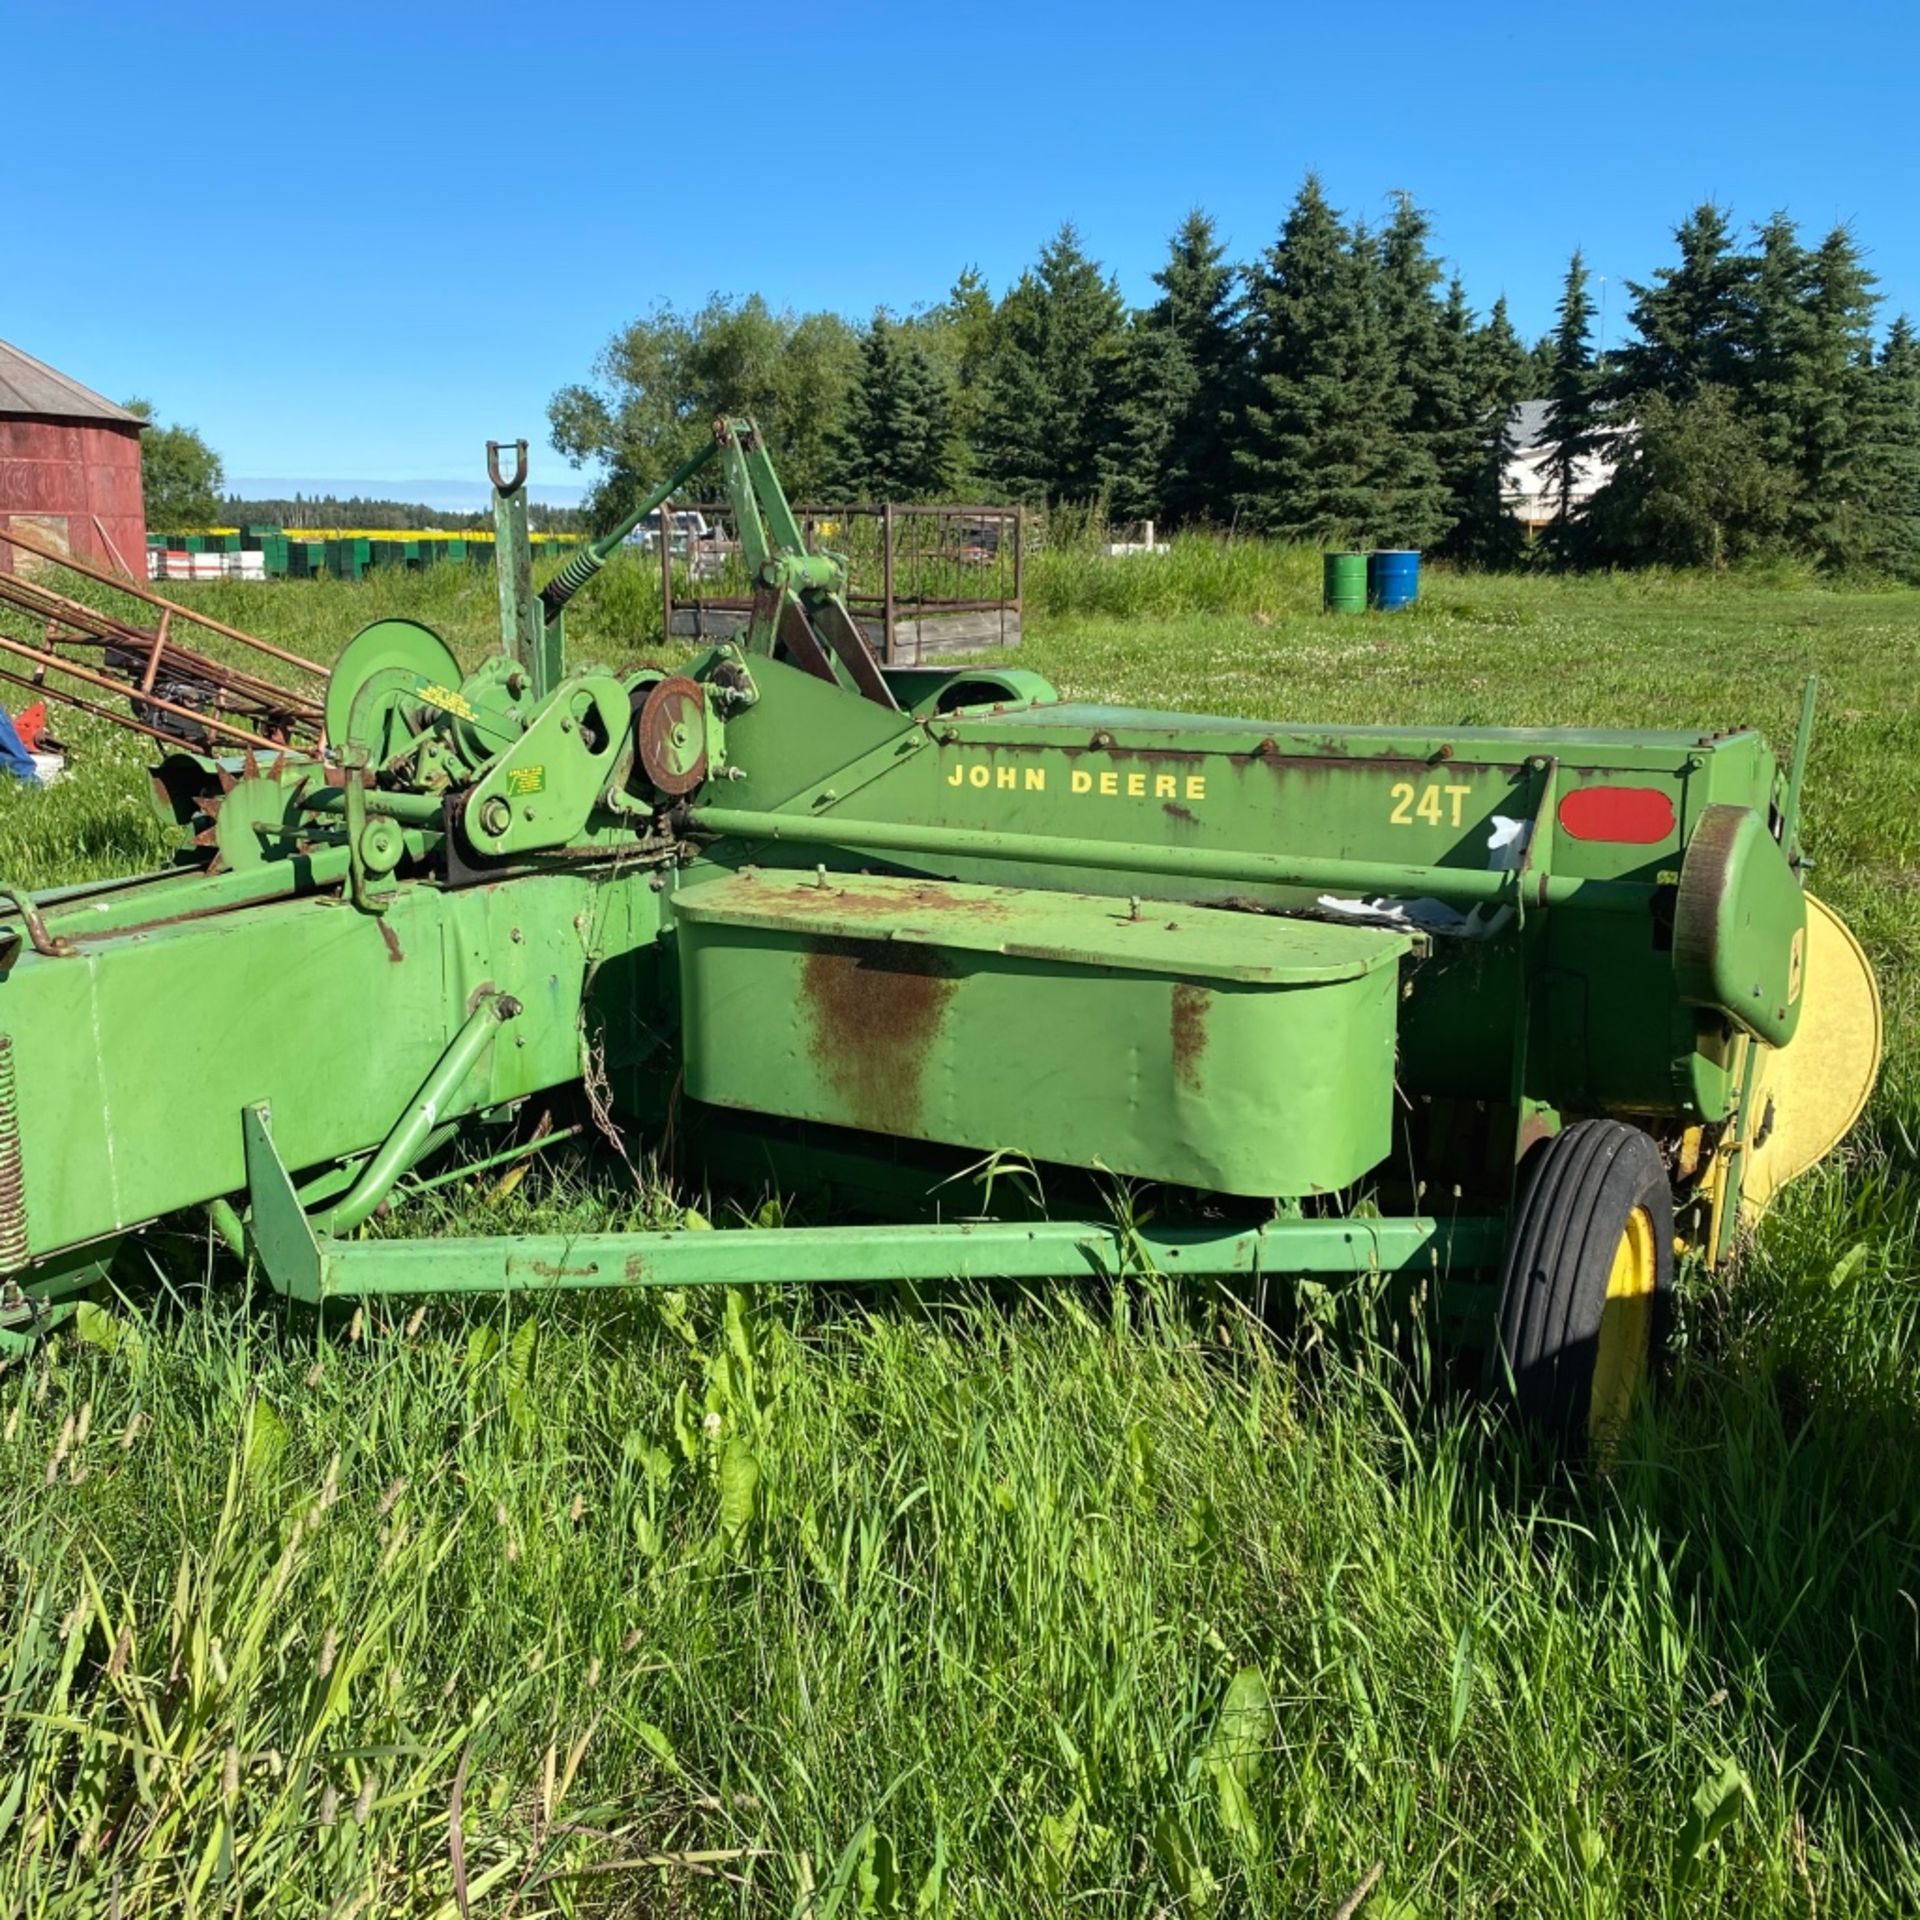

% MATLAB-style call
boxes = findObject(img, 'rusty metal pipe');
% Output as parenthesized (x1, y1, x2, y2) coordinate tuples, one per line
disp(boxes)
(0, 665, 206, 754)
(0, 885, 76, 959)
(0, 524, 328, 677)
(0, 632, 289, 752)
(0, 573, 323, 721)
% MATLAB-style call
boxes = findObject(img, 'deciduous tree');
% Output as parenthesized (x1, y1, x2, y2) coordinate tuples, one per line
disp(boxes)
(124, 399, 223, 530)
(549, 295, 858, 527)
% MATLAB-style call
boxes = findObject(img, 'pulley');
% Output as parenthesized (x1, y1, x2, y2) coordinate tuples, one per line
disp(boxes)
(637, 675, 710, 796)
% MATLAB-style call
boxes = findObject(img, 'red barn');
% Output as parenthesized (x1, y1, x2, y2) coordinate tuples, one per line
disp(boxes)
(0, 339, 146, 581)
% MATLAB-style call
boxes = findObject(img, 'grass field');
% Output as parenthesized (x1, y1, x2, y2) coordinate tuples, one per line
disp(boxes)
(0, 551, 1916, 1917)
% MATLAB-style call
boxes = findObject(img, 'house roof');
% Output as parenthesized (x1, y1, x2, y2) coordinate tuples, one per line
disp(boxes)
(1509, 399, 1553, 451)
(0, 339, 143, 426)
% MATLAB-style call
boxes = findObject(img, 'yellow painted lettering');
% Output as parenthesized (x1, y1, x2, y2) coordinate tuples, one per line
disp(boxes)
(1416, 784, 1443, 825)
(1126, 772, 1146, 797)
(1446, 783, 1472, 828)
(946, 762, 965, 786)
(1071, 769, 1092, 794)
(968, 764, 990, 788)
(1024, 767, 1046, 791)
(1185, 775, 1207, 802)
(1098, 771, 1119, 796)
(1154, 774, 1176, 798)
(1389, 781, 1415, 825)
(996, 765, 1016, 789)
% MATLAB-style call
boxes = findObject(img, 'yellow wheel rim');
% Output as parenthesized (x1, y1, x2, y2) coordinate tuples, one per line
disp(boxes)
(1589, 1207, 1657, 1442)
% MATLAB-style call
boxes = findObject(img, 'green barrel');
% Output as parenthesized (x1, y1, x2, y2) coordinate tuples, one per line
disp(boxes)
(1323, 551, 1368, 614)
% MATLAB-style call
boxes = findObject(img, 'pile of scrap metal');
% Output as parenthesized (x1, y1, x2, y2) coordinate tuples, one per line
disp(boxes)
(0, 522, 325, 756)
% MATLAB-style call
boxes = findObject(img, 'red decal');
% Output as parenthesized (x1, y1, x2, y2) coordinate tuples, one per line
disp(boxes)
(1557, 785, 1676, 845)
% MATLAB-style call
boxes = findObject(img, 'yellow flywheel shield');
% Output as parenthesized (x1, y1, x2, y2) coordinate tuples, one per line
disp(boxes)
(1725, 893, 1882, 1231)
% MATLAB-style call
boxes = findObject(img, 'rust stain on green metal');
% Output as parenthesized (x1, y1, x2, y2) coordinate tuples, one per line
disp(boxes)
(802, 938, 958, 1136)
(1170, 984, 1209, 1090)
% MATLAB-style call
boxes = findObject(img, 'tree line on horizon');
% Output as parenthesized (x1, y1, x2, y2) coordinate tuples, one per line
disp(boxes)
(549, 181, 1920, 578)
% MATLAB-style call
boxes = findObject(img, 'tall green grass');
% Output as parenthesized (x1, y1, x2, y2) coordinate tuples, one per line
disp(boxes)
(0, 562, 1915, 1914)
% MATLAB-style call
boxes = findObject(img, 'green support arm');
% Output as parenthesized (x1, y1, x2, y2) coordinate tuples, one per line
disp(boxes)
(236, 1098, 1504, 1305)
(538, 436, 724, 618)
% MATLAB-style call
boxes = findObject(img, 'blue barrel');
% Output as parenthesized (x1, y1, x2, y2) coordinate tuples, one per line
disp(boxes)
(1367, 549, 1420, 611)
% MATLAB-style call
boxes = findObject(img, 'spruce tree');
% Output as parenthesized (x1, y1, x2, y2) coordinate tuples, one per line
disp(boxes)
(1153, 210, 1244, 525)
(1523, 334, 1559, 398)
(830, 317, 955, 502)
(1860, 313, 1920, 577)
(1539, 250, 1600, 557)
(1790, 225, 1880, 566)
(1236, 175, 1397, 542)
(1418, 275, 1488, 550)
(1448, 293, 1531, 564)
(1588, 386, 1792, 567)
(1743, 213, 1812, 473)
(1101, 210, 1247, 526)
(1613, 203, 1751, 400)
(1372, 192, 1452, 545)
(980, 225, 1129, 504)
(1103, 315, 1186, 524)
(925, 269, 996, 487)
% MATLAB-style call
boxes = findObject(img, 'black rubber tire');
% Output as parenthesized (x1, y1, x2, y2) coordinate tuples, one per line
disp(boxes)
(1487, 1119, 1674, 1448)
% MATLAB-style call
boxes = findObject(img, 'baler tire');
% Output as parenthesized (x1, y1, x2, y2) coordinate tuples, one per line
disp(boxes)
(1487, 1119, 1673, 1451)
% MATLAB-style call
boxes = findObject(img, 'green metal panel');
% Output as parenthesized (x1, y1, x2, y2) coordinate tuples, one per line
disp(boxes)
(707, 698, 1781, 1124)
(1323, 551, 1368, 613)
(672, 870, 1407, 1197)
(0, 867, 663, 1263)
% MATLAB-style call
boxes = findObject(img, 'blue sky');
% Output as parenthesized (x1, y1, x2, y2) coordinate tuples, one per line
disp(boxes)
(11, 0, 1916, 503)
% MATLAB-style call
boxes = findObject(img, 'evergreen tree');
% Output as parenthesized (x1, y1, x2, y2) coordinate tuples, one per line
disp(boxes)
(923, 268, 997, 487)
(1417, 275, 1487, 549)
(1235, 176, 1398, 542)
(1742, 213, 1812, 473)
(1103, 314, 1186, 524)
(1372, 192, 1453, 545)
(1523, 333, 1559, 398)
(1102, 210, 1246, 526)
(1612, 203, 1751, 400)
(1539, 250, 1600, 556)
(1860, 313, 1920, 577)
(829, 316, 956, 501)
(1447, 293, 1531, 564)
(1789, 225, 1880, 566)
(1153, 211, 1244, 525)
(979, 225, 1129, 504)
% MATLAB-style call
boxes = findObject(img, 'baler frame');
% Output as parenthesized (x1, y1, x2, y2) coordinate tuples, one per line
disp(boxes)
(0, 416, 1882, 1448)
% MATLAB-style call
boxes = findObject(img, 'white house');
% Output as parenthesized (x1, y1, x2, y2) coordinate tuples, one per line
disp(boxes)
(1501, 399, 1618, 531)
